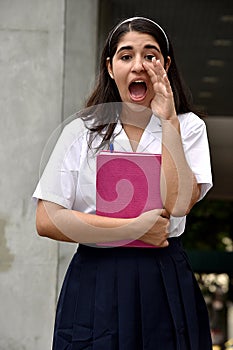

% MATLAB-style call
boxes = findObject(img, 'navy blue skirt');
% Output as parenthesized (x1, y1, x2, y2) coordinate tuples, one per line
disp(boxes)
(52, 238, 212, 350)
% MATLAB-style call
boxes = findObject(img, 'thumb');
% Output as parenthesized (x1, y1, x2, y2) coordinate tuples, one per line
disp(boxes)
(161, 208, 170, 219)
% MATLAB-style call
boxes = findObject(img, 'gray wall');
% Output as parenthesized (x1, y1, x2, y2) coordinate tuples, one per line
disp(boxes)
(0, 1, 98, 349)
(58, 0, 99, 301)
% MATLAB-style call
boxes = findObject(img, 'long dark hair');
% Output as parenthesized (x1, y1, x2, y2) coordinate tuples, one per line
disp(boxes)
(81, 17, 200, 150)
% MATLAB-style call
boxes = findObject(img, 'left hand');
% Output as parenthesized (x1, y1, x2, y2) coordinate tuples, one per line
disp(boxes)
(143, 58, 176, 120)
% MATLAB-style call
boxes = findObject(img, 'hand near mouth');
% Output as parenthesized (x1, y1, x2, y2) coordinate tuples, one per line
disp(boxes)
(143, 58, 177, 121)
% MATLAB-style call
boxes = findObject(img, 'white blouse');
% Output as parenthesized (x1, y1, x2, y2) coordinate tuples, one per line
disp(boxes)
(33, 112, 213, 237)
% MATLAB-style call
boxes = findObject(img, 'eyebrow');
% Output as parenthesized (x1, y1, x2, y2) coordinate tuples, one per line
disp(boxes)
(116, 44, 161, 55)
(144, 44, 161, 53)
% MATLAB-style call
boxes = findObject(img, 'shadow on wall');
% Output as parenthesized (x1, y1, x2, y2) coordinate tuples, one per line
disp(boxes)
(0, 217, 14, 272)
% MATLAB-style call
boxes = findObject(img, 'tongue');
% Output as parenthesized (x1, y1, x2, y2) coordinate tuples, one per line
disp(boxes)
(129, 82, 146, 99)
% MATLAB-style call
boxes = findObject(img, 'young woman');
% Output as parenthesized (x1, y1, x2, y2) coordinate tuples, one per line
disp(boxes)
(33, 17, 213, 349)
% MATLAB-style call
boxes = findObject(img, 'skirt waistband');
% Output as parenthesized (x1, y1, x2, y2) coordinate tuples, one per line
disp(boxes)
(77, 237, 183, 259)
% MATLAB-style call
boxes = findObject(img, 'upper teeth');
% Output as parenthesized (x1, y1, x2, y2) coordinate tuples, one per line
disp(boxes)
(134, 80, 144, 83)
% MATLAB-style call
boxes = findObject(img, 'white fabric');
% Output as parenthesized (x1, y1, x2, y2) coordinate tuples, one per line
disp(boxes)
(33, 112, 213, 237)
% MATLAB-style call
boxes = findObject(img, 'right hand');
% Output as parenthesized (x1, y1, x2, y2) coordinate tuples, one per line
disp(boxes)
(136, 209, 170, 247)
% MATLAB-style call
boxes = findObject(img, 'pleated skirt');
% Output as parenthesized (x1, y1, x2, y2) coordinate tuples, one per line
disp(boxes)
(52, 238, 212, 350)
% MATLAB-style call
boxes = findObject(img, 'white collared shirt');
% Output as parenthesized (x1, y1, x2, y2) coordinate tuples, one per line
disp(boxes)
(33, 113, 212, 237)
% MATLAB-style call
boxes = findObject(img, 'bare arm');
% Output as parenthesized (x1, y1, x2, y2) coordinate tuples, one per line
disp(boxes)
(36, 200, 170, 247)
(160, 117, 201, 216)
(144, 58, 201, 216)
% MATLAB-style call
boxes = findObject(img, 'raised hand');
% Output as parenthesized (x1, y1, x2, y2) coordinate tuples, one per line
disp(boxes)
(143, 57, 176, 120)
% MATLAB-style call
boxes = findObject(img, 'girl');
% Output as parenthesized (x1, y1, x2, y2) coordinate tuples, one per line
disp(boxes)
(33, 17, 213, 349)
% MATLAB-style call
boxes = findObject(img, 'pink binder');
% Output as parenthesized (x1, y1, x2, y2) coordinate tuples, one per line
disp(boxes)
(96, 151, 163, 248)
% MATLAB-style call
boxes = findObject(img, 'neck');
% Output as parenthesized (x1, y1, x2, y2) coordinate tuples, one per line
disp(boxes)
(120, 103, 152, 129)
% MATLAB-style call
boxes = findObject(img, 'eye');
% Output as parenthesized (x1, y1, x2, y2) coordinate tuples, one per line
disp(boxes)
(121, 54, 132, 61)
(145, 54, 156, 61)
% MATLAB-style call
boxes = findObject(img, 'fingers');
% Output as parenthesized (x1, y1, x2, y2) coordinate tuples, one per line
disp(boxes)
(161, 208, 170, 218)
(139, 209, 170, 247)
(143, 58, 171, 93)
(149, 208, 169, 217)
(160, 239, 169, 248)
(143, 58, 165, 80)
(152, 57, 165, 78)
(146, 209, 170, 232)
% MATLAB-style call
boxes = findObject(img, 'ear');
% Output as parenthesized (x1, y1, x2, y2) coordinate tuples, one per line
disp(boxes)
(165, 56, 171, 72)
(106, 57, 114, 79)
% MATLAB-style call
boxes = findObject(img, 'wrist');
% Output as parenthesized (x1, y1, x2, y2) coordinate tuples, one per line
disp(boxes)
(160, 114, 180, 132)
(126, 217, 144, 240)
(160, 112, 178, 123)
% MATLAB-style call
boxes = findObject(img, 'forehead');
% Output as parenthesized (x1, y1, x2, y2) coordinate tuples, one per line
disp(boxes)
(116, 31, 160, 49)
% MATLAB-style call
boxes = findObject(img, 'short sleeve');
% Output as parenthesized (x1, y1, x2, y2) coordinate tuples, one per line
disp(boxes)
(179, 113, 213, 200)
(32, 118, 85, 209)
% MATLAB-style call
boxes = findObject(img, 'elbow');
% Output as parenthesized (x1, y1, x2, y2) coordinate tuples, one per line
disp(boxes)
(168, 206, 191, 217)
(164, 185, 201, 217)
(36, 218, 49, 237)
(165, 205, 189, 217)
(166, 197, 198, 217)
(35, 199, 58, 238)
(162, 197, 190, 217)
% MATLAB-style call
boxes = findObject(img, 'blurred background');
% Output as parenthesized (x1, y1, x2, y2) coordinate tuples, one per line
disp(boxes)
(0, 0, 232, 349)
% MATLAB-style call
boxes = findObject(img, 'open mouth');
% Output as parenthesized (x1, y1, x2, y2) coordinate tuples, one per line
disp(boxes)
(129, 81, 147, 101)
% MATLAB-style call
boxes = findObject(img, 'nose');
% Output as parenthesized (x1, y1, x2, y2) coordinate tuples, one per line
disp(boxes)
(131, 56, 145, 73)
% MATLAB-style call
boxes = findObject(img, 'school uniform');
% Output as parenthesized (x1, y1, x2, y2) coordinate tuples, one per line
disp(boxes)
(33, 112, 213, 349)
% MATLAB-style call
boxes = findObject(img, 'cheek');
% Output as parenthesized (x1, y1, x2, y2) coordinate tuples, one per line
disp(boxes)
(114, 75, 127, 92)
(112, 62, 127, 82)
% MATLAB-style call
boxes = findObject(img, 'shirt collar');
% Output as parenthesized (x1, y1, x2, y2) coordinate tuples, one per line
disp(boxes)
(113, 114, 162, 152)
(114, 114, 161, 134)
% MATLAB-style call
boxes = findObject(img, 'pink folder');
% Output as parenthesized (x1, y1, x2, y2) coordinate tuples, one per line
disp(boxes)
(96, 151, 163, 248)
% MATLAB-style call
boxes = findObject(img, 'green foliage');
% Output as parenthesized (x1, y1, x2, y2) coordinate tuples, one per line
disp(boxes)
(182, 199, 233, 251)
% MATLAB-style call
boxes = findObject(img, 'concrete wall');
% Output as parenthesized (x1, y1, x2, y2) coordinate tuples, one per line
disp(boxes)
(0, 1, 98, 349)
(58, 0, 99, 297)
